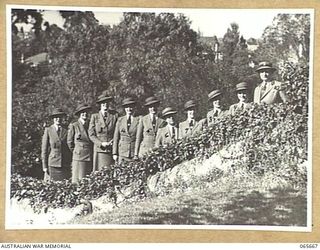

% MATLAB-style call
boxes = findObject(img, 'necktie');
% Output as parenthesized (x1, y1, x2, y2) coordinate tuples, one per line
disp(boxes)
(57, 126, 61, 138)
(189, 120, 194, 127)
(214, 110, 219, 117)
(84, 122, 89, 132)
(240, 103, 244, 110)
(102, 112, 107, 121)
(152, 115, 156, 130)
(171, 126, 175, 139)
(127, 115, 131, 131)
(260, 82, 267, 97)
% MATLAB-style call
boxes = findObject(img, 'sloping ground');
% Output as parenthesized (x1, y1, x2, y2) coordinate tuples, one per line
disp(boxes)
(70, 151, 307, 226)
(70, 174, 307, 226)
(9, 141, 307, 227)
(9, 139, 307, 227)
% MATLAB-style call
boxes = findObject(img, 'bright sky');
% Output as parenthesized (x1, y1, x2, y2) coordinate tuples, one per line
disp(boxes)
(16, 8, 311, 39)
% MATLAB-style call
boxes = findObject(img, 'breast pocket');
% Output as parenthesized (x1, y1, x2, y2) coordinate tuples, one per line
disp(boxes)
(146, 128, 154, 135)
(96, 123, 104, 134)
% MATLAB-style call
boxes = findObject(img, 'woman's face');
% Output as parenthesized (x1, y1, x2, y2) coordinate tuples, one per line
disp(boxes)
(166, 115, 175, 125)
(259, 70, 272, 82)
(148, 106, 157, 114)
(80, 111, 89, 121)
(53, 116, 62, 126)
(187, 109, 195, 120)
(100, 102, 108, 111)
(125, 106, 134, 115)
(212, 99, 221, 109)
(237, 91, 248, 102)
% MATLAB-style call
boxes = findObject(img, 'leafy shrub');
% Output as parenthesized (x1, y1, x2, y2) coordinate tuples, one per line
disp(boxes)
(10, 64, 309, 211)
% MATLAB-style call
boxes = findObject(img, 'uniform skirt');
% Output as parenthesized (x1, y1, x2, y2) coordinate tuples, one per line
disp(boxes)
(72, 160, 93, 184)
(49, 165, 71, 182)
(118, 155, 132, 163)
(93, 151, 114, 171)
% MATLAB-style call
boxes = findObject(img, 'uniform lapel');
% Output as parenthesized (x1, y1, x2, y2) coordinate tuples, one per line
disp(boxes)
(123, 116, 129, 134)
(50, 125, 60, 142)
(146, 115, 154, 133)
(104, 112, 114, 128)
(78, 120, 89, 140)
(165, 125, 171, 139)
(129, 116, 138, 134)
(191, 120, 198, 134)
(60, 127, 67, 141)
(174, 126, 178, 139)
(155, 116, 162, 133)
(261, 81, 273, 100)
(99, 111, 106, 128)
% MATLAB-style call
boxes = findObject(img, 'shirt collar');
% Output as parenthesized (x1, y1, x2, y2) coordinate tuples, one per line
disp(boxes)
(150, 114, 157, 119)
(187, 118, 194, 123)
(79, 118, 86, 125)
(54, 124, 60, 131)
(213, 108, 221, 113)
(100, 110, 108, 117)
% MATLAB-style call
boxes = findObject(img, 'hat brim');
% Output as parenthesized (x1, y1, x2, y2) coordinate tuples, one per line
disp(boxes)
(208, 93, 222, 101)
(144, 100, 160, 107)
(122, 101, 136, 107)
(256, 66, 276, 72)
(49, 112, 66, 118)
(96, 97, 113, 104)
(236, 88, 249, 92)
(163, 111, 177, 117)
(184, 104, 196, 110)
(74, 107, 91, 115)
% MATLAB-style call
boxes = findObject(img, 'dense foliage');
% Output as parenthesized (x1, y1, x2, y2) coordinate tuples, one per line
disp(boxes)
(254, 14, 310, 65)
(11, 63, 309, 212)
(10, 101, 308, 212)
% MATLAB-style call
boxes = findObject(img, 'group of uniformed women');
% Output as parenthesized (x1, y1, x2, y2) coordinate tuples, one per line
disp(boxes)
(41, 61, 287, 183)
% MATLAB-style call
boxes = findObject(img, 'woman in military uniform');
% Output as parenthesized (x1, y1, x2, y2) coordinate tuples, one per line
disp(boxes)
(206, 89, 228, 126)
(134, 96, 164, 158)
(113, 97, 140, 162)
(179, 100, 204, 139)
(89, 92, 117, 171)
(155, 107, 179, 147)
(41, 108, 71, 181)
(229, 82, 253, 116)
(67, 104, 93, 184)
(253, 61, 288, 104)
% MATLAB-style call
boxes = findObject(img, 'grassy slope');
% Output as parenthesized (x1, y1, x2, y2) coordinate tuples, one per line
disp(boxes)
(70, 173, 307, 226)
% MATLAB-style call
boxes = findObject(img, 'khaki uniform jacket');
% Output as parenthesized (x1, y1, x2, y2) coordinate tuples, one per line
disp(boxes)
(89, 111, 117, 153)
(178, 119, 205, 139)
(135, 115, 164, 157)
(229, 102, 253, 116)
(155, 125, 179, 147)
(113, 115, 140, 158)
(41, 125, 71, 170)
(67, 120, 93, 162)
(254, 80, 288, 104)
(207, 109, 228, 126)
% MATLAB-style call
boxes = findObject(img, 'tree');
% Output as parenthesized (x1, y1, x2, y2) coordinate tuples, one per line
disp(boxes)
(45, 11, 113, 114)
(107, 12, 212, 118)
(11, 9, 44, 37)
(255, 14, 310, 65)
(215, 23, 256, 105)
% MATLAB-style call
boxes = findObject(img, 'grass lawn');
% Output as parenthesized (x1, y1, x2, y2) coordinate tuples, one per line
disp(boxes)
(70, 175, 307, 226)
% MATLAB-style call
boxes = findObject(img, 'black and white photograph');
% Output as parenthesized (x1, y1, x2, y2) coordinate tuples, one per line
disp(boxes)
(6, 5, 313, 230)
